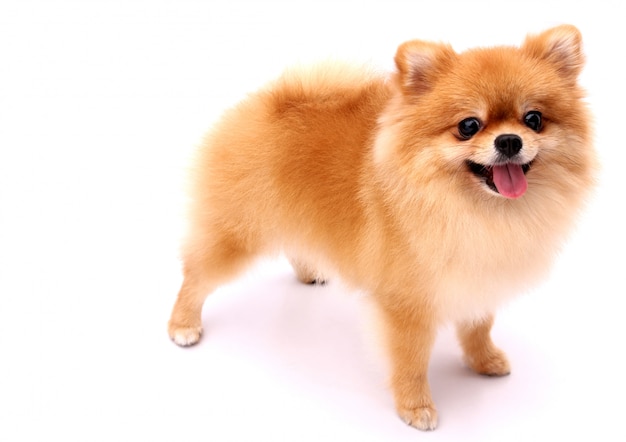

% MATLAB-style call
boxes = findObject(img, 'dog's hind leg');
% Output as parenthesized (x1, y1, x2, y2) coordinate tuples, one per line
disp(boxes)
(168, 234, 258, 346)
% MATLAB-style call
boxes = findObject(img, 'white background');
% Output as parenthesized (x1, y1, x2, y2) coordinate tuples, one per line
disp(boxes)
(1, 1, 624, 441)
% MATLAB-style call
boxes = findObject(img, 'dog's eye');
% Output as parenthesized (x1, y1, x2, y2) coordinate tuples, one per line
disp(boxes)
(524, 111, 542, 132)
(458, 117, 481, 139)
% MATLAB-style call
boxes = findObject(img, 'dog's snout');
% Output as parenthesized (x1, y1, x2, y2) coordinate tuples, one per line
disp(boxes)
(495, 134, 522, 158)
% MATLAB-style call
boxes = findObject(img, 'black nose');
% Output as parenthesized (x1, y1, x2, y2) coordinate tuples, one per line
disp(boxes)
(494, 134, 523, 158)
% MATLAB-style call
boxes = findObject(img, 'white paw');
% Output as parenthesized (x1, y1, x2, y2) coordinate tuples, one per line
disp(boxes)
(169, 325, 203, 347)
(398, 405, 438, 431)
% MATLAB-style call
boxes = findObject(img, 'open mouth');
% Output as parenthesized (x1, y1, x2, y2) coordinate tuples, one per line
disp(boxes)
(466, 160, 533, 199)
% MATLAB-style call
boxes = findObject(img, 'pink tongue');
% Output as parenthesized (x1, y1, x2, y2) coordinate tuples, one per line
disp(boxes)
(492, 164, 528, 198)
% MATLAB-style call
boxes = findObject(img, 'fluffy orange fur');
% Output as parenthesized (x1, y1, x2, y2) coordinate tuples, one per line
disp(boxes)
(168, 25, 596, 430)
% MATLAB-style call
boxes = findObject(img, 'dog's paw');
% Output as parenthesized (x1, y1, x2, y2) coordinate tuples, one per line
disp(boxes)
(397, 405, 438, 431)
(289, 258, 327, 285)
(465, 348, 511, 376)
(168, 324, 203, 347)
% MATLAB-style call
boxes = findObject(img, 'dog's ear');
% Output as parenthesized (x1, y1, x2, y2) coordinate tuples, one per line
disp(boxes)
(522, 25, 584, 79)
(394, 40, 457, 95)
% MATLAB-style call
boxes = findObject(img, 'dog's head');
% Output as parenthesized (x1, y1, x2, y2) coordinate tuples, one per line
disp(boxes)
(376, 25, 593, 201)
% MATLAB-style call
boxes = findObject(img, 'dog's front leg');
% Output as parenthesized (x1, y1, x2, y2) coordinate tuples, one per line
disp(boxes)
(456, 314, 511, 376)
(379, 301, 439, 431)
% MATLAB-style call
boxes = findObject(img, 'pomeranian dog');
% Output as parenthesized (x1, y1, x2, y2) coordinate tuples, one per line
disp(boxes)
(168, 25, 596, 430)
